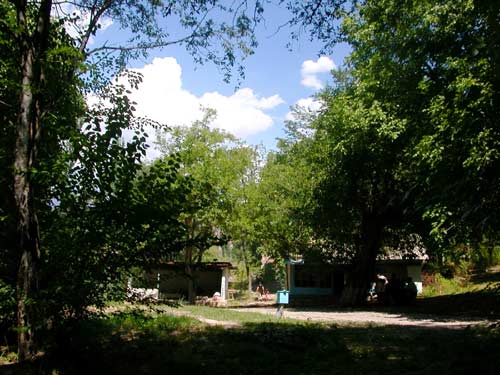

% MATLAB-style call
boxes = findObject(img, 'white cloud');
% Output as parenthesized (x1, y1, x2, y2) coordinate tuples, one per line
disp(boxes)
(200, 89, 284, 137)
(285, 97, 323, 121)
(295, 97, 323, 112)
(300, 56, 336, 90)
(114, 57, 284, 158)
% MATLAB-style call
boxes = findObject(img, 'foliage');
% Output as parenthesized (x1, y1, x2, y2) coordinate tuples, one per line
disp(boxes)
(78, 0, 267, 87)
(255, 151, 316, 259)
(220, 145, 268, 290)
(0, 0, 19, 337)
(4, 0, 274, 358)
(339, 0, 500, 252)
(38, 77, 151, 320)
(129, 155, 188, 262)
(421, 273, 474, 298)
(263, 0, 500, 304)
(154, 111, 259, 300)
(0, 280, 16, 334)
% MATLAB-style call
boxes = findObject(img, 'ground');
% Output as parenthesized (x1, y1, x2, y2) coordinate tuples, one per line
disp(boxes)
(2, 306, 499, 375)
(1, 268, 499, 374)
(232, 307, 492, 328)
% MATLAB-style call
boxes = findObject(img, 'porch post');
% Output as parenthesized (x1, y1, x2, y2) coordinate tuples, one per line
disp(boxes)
(220, 269, 228, 300)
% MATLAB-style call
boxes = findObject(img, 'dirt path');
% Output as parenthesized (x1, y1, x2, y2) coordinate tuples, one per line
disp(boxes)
(232, 307, 495, 328)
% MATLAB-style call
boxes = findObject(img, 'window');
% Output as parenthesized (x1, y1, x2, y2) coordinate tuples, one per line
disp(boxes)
(294, 265, 333, 288)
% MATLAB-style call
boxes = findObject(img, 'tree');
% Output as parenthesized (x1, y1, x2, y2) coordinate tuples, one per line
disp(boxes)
(38, 77, 151, 320)
(220, 145, 265, 292)
(278, 0, 500, 302)
(6, 0, 268, 359)
(266, 80, 412, 305)
(129, 155, 188, 264)
(257, 153, 315, 259)
(312, 90, 412, 304)
(156, 110, 256, 303)
(337, 0, 500, 261)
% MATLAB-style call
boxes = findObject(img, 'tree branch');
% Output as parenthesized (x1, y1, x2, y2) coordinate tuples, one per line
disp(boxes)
(79, 0, 114, 54)
(87, 34, 196, 54)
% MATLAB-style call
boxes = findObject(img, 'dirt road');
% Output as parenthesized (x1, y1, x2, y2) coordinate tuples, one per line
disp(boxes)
(233, 307, 494, 328)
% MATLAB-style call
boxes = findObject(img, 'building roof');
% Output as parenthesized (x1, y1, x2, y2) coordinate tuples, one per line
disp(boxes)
(287, 234, 428, 265)
(377, 234, 429, 261)
(157, 261, 236, 270)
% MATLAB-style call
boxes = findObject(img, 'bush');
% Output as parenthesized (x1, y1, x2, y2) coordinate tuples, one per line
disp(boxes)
(0, 279, 16, 338)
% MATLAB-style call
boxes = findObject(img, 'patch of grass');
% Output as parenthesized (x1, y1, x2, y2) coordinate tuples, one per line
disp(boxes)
(415, 269, 500, 318)
(422, 268, 500, 297)
(180, 305, 297, 324)
(422, 273, 475, 297)
(0, 346, 17, 365)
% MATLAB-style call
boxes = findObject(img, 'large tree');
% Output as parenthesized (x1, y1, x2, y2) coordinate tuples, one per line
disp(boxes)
(221, 145, 266, 292)
(5, 0, 267, 359)
(337, 0, 500, 261)
(270, 83, 413, 305)
(274, 0, 500, 303)
(156, 111, 257, 303)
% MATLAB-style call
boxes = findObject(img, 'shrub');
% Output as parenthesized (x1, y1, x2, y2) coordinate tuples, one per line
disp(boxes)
(0, 279, 16, 338)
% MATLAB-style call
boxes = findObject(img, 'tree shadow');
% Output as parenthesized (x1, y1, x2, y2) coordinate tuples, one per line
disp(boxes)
(470, 268, 500, 284)
(403, 289, 500, 320)
(288, 286, 500, 321)
(3, 317, 500, 375)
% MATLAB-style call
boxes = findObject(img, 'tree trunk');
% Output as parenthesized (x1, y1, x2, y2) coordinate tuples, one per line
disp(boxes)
(15, 49, 41, 362)
(340, 212, 383, 306)
(15, 46, 41, 361)
(186, 265, 196, 304)
(184, 245, 197, 304)
(487, 240, 495, 267)
(241, 243, 252, 292)
(246, 264, 252, 292)
(14, 0, 52, 360)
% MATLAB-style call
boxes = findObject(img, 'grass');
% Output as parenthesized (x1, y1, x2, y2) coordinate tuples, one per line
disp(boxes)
(410, 267, 500, 318)
(2, 308, 499, 375)
(421, 273, 490, 297)
(179, 304, 298, 324)
(422, 265, 500, 297)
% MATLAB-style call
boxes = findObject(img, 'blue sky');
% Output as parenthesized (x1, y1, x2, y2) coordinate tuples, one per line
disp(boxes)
(89, 5, 351, 156)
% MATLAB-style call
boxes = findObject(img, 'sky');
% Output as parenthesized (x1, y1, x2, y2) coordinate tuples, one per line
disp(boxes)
(88, 4, 351, 158)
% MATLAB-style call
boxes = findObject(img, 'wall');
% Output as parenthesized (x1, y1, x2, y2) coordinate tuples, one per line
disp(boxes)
(407, 264, 423, 294)
(147, 268, 223, 298)
(288, 261, 424, 297)
(289, 264, 335, 296)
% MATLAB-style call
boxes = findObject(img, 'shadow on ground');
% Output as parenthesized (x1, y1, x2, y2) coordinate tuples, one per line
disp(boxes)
(238, 286, 500, 323)
(407, 289, 500, 319)
(2, 314, 500, 375)
(470, 267, 500, 284)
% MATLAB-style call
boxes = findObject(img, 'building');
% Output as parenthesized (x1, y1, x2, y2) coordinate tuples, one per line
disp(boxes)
(286, 244, 428, 305)
(133, 262, 235, 301)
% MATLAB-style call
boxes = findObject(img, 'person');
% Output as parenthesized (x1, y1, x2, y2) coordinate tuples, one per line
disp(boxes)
(374, 274, 388, 303)
(386, 273, 403, 305)
(212, 291, 221, 301)
(256, 282, 264, 297)
(368, 281, 376, 301)
(263, 288, 271, 300)
(403, 277, 418, 304)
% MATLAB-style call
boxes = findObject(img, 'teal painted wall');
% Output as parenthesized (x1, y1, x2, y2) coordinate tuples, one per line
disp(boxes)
(288, 264, 334, 296)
